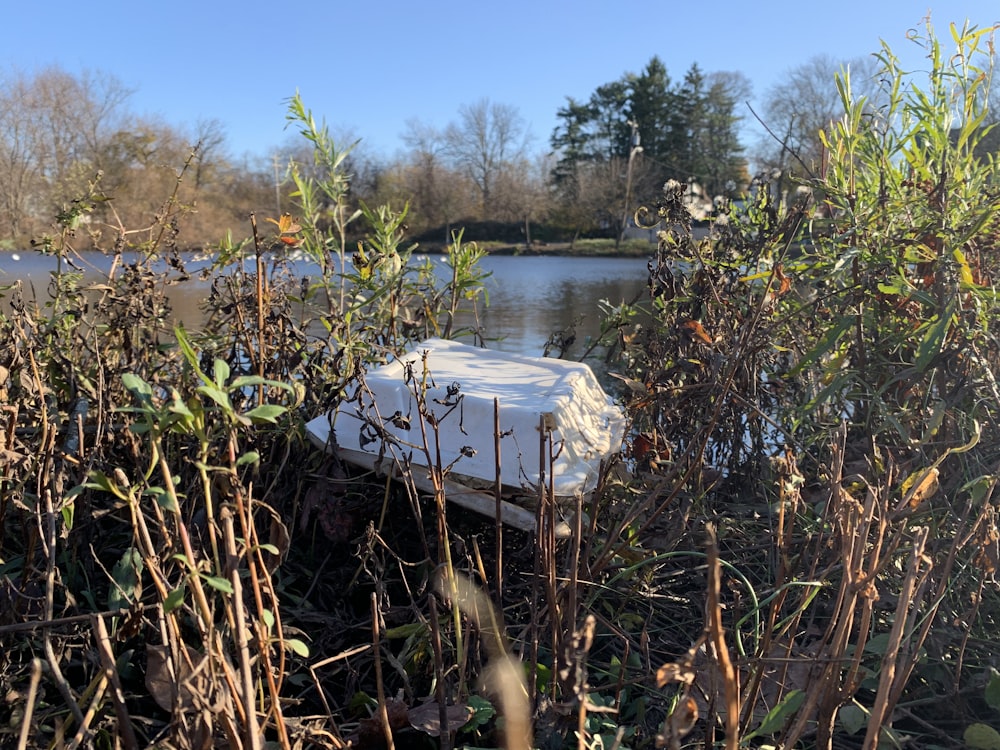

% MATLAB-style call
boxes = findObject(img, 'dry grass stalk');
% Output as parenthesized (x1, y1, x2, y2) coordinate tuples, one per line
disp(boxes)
(705, 522, 740, 750)
(443, 572, 532, 750)
(371, 592, 396, 750)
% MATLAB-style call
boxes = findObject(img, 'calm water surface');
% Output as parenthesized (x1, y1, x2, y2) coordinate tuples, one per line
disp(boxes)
(0, 251, 652, 358)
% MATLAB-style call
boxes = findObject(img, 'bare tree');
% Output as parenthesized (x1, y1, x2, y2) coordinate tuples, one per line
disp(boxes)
(493, 152, 552, 247)
(191, 117, 227, 189)
(444, 99, 530, 220)
(401, 118, 468, 238)
(0, 72, 41, 239)
(0, 65, 132, 242)
(754, 54, 881, 182)
(31, 67, 132, 202)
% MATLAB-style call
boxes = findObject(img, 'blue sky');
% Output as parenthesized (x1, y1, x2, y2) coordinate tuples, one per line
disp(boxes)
(3, 2, 998, 163)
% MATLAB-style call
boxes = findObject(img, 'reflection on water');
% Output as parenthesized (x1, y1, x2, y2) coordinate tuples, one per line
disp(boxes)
(469, 255, 650, 356)
(0, 251, 653, 358)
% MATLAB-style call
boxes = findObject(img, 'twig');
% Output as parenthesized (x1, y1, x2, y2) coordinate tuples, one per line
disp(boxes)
(250, 211, 267, 406)
(863, 526, 931, 749)
(493, 398, 503, 612)
(66, 672, 108, 750)
(428, 595, 451, 750)
(233, 453, 290, 747)
(221, 505, 262, 750)
(544, 428, 560, 701)
(16, 659, 43, 750)
(0, 607, 133, 635)
(41, 488, 87, 731)
(705, 523, 739, 750)
(91, 614, 139, 749)
(371, 592, 395, 750)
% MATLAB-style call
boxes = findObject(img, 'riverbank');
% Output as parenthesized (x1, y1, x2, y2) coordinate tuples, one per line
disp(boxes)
(417, 237, 657, 258)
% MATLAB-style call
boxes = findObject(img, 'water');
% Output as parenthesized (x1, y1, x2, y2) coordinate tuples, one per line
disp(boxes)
(0, 251, 652, 358)
(461, 255, 650, 356)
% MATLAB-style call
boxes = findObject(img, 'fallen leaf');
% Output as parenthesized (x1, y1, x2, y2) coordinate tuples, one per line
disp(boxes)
(965, 722, 1000, 750)
(408, 702, 475, 737)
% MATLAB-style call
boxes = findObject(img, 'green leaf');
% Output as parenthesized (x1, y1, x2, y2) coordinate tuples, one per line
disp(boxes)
(864, 632, 892, 655)
(61, 503, 74, 532)
(919, 399, 947, 443)
(229, 374, 268, 389)
(229, 375, 294, 394)
(164, 585, 186, 613)
(195, 383, 234, 413)
(145, 486, 179, 514)
(384, 621, 428, 639)
(788, 315, 853, 377)
(462, 695, 496, 731)
(243, 404, 287, 424)
(261, 609, 275, 630)
(961, 475, 995, 506)
(121, 373, 153, 407)
(174, 325, 210, 384)
(965, 723, 1000, 750)
(168, 393, 195, 419)
(838, 704, 867, 735)
(83, 470, 127, 500)
(915, 303, 954, 372)
(527, 662, 552, 693)
(213, 358, 230, 388)
(201, 574, 234, 594)
(746, 690, 804, 739)
(236, 451, 261, 467)
(108, 547, 144, 611)
(985, 669, 1000, 711)
(84, 471, 115, 492)
(284, 638, 310, 657)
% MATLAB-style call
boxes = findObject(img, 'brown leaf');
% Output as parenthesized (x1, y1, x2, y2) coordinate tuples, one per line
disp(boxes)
(974, 519, 999, 575)
(657, 694, 698, 748)
(408, 702, 475, 736)
(681, 320, 713, 345)
(145, 643, 229, 714)
(775, 264, 792, 296)
(386, 698, 410, 731)
(266, 213, 302, 235)
(901, 467, 940, 509)
(656, 662, 696, 688)
(146, 644, 188, 712)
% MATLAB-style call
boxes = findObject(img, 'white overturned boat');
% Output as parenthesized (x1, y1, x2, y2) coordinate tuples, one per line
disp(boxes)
(305, 338, 626, 533)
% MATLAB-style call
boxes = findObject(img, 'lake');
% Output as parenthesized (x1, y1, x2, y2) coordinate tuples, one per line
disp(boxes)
(0, 251, 653, 358)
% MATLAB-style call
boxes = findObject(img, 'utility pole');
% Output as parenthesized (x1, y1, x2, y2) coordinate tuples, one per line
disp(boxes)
(619, 120, 642, 248)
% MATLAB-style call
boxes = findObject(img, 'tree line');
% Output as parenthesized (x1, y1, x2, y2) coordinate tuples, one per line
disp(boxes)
(1, 53, 977, 251)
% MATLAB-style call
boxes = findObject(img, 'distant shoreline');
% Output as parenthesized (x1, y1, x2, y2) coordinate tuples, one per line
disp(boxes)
(0, 239, 660, 261)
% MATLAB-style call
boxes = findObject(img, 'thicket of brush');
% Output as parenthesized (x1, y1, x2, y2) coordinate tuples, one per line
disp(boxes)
(3, 22, 1000, 750)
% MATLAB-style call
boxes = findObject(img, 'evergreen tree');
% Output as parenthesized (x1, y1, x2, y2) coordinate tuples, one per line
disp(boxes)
(550, 57, 748, 236)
